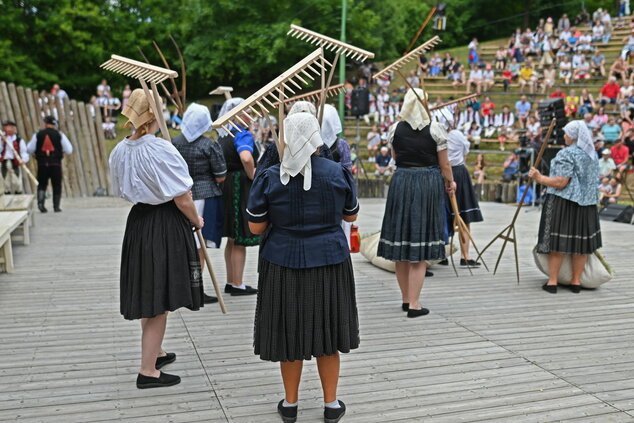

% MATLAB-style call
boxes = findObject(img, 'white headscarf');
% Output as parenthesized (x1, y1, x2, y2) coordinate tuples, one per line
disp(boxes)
(281, 112, 324, 191)
(320, 104, 342, 148)
(399, 88, 430, 130)
(216, 97, 244, 137)
(564, 120, 597, 160)
(288, 101, 316, 116)
(181, 103, 213, 142)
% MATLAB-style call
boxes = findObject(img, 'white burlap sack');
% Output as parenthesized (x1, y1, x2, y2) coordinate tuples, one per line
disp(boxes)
(360, 232, 452, 273)
(532, 247, 614, 288)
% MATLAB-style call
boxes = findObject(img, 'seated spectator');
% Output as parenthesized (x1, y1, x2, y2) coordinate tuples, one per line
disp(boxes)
(559, 56, 572, 85)
(565, 89, 580, 117)
(577, 31, 593, 51)
(458, 105, 479, 132)
(558, 13, 571, 33)
(498, 126, 515, 151)
(407, 70, 420, 88)
(102, 116, 116, 139)
(501, 68, 514, 91)
(539, 36, 554, 68)
(550, 86, 565, 99)
(583, 113, 596, 131)
(574, 57, 591, 81)
(600, 77, 620, 105)
(598, 177, 611, 197)
(466, 64, 483, 93)
(449, 64, 465, 88)
(466, 121, 482, 149)
(601, 177, 622, 205)
(473, 154, 486, 185)
(610, 58, 629, 85)
(571, 51, 584, 68)
(599, 149, 617, 178)
(503, 153, 520, 182)
(482, 64, 495, 91)
(518, 63, 536, 93)
(481, 95, 495, 119)
(602, 118, 623, 143)
(611, 139, 630, 177)
(591, 50, 606, 77)
(517, 176, 534, 204)
(379, 101, 395, 124)
(418, 53, 429, 75)
(429, 53, 443, 76)
(366, 125, 381, 162)
(509, 57, 521, 80)
(494, 105, 515, 132)
(442, 53, 454, 76)
(592, 20, 609, 44)
(526, 116, 541, 144)
(374, 146, 393, 177)
(541, 64, 556, 93)
(593, 106, 609, 127)
(97, 78, 111, 98)
(578, 88, 596, 116)
(544, 17, 554, 35)
(495, 46, 507, 70)
(621, 29, 634, 60)
(515, 95, 531, 129)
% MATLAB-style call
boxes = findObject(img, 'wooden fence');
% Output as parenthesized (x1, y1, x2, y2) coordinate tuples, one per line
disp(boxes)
(0, 81, 110, 197)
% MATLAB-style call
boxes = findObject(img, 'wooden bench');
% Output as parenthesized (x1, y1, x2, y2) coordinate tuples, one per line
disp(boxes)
(0, 211, 30, 273)
(2, 194, 36, 227)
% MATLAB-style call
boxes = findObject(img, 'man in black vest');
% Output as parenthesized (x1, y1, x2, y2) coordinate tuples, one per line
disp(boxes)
(27, 116, 73, 212)
(1, 120, 29, 194)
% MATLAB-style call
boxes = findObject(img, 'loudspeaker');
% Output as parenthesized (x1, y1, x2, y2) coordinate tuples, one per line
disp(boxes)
(538, 98, 567, 145)
(599, 204, 634, 223)
(540, 147, 560, 176)
(351, 87, 370, 117)
(210, 103, 223, 121)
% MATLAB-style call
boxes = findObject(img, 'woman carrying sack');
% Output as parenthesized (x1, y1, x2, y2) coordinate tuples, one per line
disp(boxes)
(109, 89, 205, 388)
(247, 111, 359, 423)
(528, 120, 602, 294)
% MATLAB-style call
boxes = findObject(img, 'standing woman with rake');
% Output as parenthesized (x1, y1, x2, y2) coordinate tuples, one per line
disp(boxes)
(377, 88, 456, 318)
(109, 89, 205, 388)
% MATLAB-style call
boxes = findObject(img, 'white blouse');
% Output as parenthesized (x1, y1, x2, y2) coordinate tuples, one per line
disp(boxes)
(447, 129, 470, 166)
(109, 134, 193, 205)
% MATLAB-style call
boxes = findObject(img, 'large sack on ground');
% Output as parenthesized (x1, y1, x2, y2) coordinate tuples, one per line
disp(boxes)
(532, 247, 614, 288)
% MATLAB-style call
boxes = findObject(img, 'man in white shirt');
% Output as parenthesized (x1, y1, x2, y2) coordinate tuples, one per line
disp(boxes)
(27, 116, 73, 212)
(466, 65, 483, 93)
(1, 120, 29, 193)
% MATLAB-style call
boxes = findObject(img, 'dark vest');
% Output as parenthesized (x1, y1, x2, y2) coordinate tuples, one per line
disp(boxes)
(35, 128, 63, 165)
(218, 133, 259, 172)
(1, 137, 21, 166)
(392, 122, 439, 168)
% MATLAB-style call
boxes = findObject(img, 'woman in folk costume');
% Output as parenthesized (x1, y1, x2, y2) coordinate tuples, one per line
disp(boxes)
(172, 103, 227, 304)
(446, 127, 484, 266)
(247, 111, 359, 423)
(377, 88, 455, 318)
(529, 121, 602, 294)
(217, 98, 260, 296)
(109, 89, 204, 389)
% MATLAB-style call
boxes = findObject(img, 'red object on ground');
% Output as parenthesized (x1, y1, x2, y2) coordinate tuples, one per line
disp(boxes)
(350, 225, 360, 253)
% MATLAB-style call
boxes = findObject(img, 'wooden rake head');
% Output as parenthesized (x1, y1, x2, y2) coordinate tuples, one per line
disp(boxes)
(281, 83, 345, 106)
(211, 48, 332, 137)
(209, 86, 234, 99)
(101, 55, 178, 84)
(430, 94, 479, 112)
(373, 36, 441, 80)
(287, 24, 375, 62)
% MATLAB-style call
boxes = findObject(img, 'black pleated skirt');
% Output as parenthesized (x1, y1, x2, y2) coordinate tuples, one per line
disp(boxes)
(377, 167, 446, 262)
(222, 170, 260, 246)
(253, 258, 359, 362)
(537, 194, 602, 255)
(120, 201, 204, 320)
(447, 164, 483, 225)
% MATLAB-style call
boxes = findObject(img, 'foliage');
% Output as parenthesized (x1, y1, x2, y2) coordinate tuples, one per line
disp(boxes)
(0, 0, 616, 100)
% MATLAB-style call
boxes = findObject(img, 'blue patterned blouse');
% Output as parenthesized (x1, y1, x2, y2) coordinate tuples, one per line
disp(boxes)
(546, 144, 600, 206)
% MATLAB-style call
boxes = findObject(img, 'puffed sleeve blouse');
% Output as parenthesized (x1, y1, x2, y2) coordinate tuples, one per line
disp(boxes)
(546, 144, 600, 206)
(109, 134, 193, 205)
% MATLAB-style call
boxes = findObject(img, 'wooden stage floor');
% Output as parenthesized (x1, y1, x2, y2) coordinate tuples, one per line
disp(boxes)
(1, 197, 633, 423)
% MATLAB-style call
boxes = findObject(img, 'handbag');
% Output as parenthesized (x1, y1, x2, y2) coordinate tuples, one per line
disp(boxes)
(532, 247, 614, 288)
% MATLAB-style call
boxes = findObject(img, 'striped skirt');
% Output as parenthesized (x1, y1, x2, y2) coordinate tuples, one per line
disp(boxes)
(253, 258, 359, 362)
(537, 194, 602, 255)
(377, 167, 446, 262)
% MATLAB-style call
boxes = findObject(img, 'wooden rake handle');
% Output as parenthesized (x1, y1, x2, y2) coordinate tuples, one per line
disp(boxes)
(195, 230, 227, 314)
(0, 133, 38, 186)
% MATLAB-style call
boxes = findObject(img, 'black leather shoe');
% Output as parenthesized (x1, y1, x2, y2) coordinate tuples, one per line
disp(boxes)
(324, 400, 346, 423)
(230, 285, 258, 296)
(277, 400, 298, 423)
(203, 293, 218, 304)
(542, 283, 557, 294)
(224, 284, 233, 294)
(438, 259, 449, 266)
(569, 284, 581, 294)
(402, 303, 409, 312)
(155, 352, 176, 369)
(136, 371, 180, 389)
(425, 270, 434, 277)
(460, 259, 481, 267)
(407, 307, 430, 318)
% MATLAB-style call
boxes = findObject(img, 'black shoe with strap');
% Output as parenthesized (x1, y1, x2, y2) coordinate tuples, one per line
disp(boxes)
(542, 283, 557, 294)
(229, 285, 258, 296)
(407, 307, 430, 318)
(324, 400, 346, 423)
(136, 371, 180, 389)
(460, 258, 481, 267)
(277, 400, 298, 423)
(203, 293, 218, 304)
(155, 352, 176, 369)
(569, 283, 581, 294)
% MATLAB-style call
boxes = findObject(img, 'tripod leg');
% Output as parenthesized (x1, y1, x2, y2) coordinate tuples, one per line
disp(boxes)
(477, 226, 505, 262)
(512, 226, 520, 284)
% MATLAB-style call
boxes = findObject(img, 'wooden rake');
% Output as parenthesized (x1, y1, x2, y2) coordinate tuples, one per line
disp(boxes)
(430, 94, 479, 112)
(281, 84, 345, 105)
(287, 24, 374, 123)
(448, 194, 489, 276)
(100, 55, 175, 141)
(0, 131, 38, 186)
(212, 48, 332, 158)
(209, 86, 234, 100)
(476, 118, 557, 283)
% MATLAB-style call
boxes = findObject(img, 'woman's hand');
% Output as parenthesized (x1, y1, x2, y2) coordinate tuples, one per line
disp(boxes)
(445, 180, 457, 195)
(192, 216, 204, 230)
(528, 167, 542, 183)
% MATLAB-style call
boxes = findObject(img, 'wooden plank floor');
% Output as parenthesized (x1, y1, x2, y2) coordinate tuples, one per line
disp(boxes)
(1, 197, 634, 423)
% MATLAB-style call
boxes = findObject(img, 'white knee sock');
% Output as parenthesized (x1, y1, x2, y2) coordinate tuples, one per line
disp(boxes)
(283, 400, 298, 407)
(325, 400, 341, 409)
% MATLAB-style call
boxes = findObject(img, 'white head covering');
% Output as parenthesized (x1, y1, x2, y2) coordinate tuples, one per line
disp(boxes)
(288, 101, 317, 116)
(217, 97, 244, 137)
(320, 104, 342, 148)
(564, 120, 597, 160)
(181, 103, 212, 142)
(399, 88, 430, 130)
(281, 112, 323, 191)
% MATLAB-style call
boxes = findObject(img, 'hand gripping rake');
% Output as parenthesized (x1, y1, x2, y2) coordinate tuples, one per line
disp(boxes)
(476, 118, 557, 283)
(100, 55, 176, 141)
(287, 24, 374, 123)
(212, 48, 332, 159)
